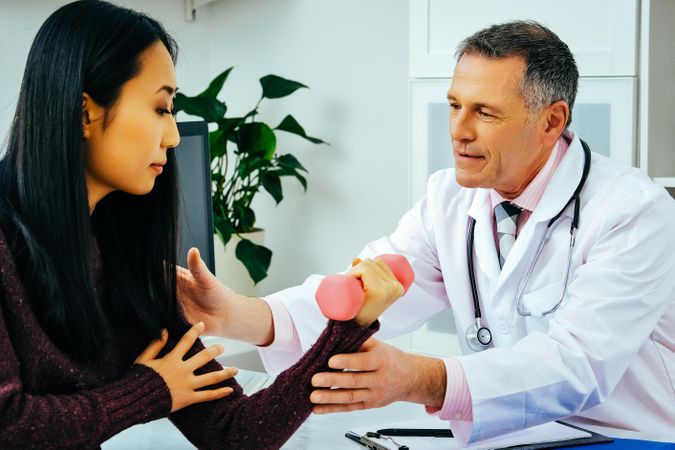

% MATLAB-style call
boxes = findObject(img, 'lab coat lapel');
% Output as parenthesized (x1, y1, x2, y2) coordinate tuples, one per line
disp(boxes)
(498, 132, 585, 283)
(467, 189, 501, 286)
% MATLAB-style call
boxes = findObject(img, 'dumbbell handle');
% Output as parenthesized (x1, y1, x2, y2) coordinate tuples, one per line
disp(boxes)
(315, 254, 414, 320)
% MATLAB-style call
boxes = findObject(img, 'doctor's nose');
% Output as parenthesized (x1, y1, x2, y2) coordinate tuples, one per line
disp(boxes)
(450, 111, 476, 143)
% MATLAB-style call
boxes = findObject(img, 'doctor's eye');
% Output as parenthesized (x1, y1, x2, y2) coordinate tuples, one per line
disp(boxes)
(477, 109, 495, 120)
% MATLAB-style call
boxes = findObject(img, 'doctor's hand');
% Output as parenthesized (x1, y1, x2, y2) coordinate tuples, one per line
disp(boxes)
(310, 338, 447, 413)
(177, 247, 237, 335)
(348, 258, 405, 328)
(177, 248, 275, 345)
(135, 322, 238, 413)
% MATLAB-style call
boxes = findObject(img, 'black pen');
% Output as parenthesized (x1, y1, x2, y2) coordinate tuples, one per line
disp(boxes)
(346, 431, 365, 446)
(377, 428, 454, 438)
(345, 431, 391, 449)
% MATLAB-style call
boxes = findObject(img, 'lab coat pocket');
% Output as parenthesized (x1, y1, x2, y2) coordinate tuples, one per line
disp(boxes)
(518, 281, 565, 319)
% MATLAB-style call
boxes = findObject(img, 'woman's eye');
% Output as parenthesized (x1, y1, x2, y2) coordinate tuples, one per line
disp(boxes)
(449, 103, 460, 112)
(156, 108, 173, 116)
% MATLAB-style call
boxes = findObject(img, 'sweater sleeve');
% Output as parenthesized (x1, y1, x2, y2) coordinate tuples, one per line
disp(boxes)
(170, 319, 378, 450)
(0, 293, 172, 449)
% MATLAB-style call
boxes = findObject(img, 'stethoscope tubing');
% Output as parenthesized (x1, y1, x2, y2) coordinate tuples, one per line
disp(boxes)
(465, 139, 592, 351)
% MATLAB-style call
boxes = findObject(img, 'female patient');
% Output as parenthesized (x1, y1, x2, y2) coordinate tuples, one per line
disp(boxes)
(0, 1, 404, 448)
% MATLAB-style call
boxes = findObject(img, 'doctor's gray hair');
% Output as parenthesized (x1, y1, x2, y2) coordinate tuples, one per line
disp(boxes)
(456, 20, 579, 127)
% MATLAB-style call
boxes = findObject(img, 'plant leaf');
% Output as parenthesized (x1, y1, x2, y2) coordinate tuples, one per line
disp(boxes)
(219, 117, 245, 134)
(213, 215, 233, 246)
(275, 114, 326, 144)
(235, 239, 272, 284)
(237, 156, 272, 179)
(174, 92, 226, 122)
(262, 172, 283, 204)
(232, 200, 256, 231)
(288, 170, 307, 191)
(236, 122, 277, 159)
(277, 167, 308, 191)
(276, 153, 307, 172)
(260, 75, 307, 99)
(293, 171, 307, 191)
(198, 67, 234, 98)
(209, 129, 226, 159)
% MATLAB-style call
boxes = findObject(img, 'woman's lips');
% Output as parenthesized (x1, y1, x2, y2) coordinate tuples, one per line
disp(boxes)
(150, 163, 164, 174)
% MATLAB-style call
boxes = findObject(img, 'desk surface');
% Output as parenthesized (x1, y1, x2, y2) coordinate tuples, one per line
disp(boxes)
(102, 370, 674, 449)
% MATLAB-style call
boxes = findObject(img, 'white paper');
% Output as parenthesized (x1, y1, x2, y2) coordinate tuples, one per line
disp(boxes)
(349, 418, 590, 449)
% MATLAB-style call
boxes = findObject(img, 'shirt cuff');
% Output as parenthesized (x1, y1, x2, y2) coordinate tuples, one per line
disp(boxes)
(257, 296, 301, 352)
(425, 357, 473, 422)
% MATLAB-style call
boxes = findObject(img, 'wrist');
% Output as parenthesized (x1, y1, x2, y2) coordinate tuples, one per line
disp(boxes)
(247, 296, 275, 346)
(406, 354, 447, 407)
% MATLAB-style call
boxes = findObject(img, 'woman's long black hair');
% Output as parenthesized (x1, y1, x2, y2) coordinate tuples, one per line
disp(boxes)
(0, 0, 182, 362)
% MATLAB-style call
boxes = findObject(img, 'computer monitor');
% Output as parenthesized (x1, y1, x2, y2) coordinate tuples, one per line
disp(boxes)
(175, 121, 215, 273)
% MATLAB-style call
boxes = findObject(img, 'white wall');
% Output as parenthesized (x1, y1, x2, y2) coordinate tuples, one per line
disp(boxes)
(0, 0, 411, 294)
(0, 0, 211, 148)
(203, 0, 410, 293)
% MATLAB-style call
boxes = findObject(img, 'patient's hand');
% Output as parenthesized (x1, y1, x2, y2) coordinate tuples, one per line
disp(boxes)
(135, 323, 238, 412)
(348, 258, 405, 327)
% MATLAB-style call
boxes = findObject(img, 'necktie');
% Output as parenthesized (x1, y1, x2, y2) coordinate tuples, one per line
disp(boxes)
(494, 201, 523, 268)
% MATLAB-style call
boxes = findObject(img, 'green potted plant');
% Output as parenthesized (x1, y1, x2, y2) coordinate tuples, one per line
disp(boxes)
(174, 68, 326, 284)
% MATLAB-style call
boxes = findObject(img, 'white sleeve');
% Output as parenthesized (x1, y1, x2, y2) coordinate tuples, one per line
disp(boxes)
(258, 186, 452, 373)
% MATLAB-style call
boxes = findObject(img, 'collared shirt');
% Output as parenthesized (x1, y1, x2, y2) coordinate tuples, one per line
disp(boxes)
(488, 137, 570, 242)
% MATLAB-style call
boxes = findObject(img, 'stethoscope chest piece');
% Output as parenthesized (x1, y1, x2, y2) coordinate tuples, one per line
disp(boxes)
(465, 320, 492, 352)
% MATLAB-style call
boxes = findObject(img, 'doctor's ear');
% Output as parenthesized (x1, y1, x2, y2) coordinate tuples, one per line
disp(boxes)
(541, 100, 569, 146)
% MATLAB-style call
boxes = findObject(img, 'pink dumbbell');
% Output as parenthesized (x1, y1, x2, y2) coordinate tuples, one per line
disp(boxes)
(315, 254, 414, 320)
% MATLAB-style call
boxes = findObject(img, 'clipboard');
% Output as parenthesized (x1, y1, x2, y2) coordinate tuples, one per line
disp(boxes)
(500, 422, 613, 449)
(345, 420, 613, 450)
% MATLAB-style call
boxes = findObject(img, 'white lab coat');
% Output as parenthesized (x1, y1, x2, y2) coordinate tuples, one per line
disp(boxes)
(259, 133, 675, 441)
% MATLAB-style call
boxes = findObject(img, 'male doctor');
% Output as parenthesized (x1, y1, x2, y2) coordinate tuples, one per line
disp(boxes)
(178, 21, 675, 442)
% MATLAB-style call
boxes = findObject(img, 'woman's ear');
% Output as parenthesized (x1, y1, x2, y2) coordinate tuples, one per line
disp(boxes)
(82, 93, 101, 139)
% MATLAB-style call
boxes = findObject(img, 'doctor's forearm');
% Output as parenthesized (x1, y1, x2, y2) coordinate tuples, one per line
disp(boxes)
(216, 294, 275, 346)
(405, 354, 447, 407)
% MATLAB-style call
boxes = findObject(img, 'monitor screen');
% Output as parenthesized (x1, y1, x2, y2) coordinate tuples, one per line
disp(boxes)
(175, 121, 215, 273)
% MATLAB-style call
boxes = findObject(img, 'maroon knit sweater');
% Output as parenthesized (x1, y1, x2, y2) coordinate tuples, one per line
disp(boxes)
(0, 228, 377, 449)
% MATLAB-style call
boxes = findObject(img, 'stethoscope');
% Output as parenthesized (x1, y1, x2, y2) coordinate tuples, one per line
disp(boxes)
(465, 140, 592, 352)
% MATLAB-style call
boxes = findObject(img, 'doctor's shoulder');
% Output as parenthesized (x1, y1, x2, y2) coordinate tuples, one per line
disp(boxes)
(584, 153, 674, 209)
(424, 168, 474, 206)
(424, 168, 479, 216)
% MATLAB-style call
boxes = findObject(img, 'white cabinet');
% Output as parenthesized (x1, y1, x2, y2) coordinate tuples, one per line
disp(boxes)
(409, 79, 453, 204)
(570, 77, 637, 166)
(410, 0, 639, 78)
(639, 0, 675, 188)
